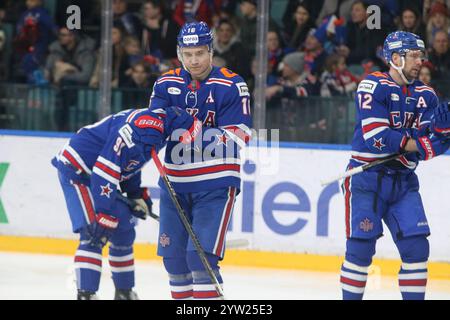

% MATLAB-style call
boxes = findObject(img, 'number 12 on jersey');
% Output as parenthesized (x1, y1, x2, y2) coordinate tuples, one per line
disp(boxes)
(358, 93, 372, 110)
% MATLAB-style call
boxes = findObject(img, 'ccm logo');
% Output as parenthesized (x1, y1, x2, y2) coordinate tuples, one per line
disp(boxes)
(134, 115, 164, 132)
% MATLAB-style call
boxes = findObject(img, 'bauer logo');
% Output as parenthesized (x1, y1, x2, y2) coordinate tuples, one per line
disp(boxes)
(183, 35, 199, 45)
(134, 116, 164, 132)
(168, 87, 181, 95)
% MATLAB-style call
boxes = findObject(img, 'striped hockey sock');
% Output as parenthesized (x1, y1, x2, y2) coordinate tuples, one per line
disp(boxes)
(169, 273, 193, 300)
(192, 270, 223, 300)
(340, 260, 369, 300)
(74, 243, 103, 292)
(398, 261, 427, 300)
(109, 245, 135, 290)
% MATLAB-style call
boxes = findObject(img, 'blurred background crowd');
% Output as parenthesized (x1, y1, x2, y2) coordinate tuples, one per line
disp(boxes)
(1, 0, 449, 142)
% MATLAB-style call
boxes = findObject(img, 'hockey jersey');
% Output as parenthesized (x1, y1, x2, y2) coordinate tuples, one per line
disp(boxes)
(51, 108, 165, 216)
(148, 66, 252, 193)
(350, 71, 439, 172)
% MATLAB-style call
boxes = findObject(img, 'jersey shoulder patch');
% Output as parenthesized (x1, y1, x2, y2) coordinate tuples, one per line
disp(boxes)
(220, 67, 238, 78)
(357, 78, 379, 94)
(162, 68, 182, 76)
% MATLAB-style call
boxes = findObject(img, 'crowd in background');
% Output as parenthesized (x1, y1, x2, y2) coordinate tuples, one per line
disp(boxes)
(1, 0, 450, 104)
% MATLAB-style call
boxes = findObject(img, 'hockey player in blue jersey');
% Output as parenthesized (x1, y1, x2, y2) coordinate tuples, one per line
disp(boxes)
(340, 31, 450, 300)
(148, 21, 252, 299)
(51, 107, 187, 300)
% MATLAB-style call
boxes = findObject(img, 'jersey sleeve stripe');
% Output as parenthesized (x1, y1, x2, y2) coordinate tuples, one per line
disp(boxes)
(164, 158, 240, 170)
(93, 166, 120, 185)
(164, 164, 240, 177)
(97, 156, 121, 173)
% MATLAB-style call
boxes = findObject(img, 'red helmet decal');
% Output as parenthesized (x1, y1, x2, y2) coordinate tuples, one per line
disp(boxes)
(134, 115, 164, 132)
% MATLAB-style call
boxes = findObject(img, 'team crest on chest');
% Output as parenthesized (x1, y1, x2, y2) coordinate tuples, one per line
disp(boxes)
(185, 91, 198, 108)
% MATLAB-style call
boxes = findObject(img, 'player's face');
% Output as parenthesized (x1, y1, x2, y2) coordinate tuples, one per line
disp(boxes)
(403, 50, 425, 80)
(180, 46, 212, 80)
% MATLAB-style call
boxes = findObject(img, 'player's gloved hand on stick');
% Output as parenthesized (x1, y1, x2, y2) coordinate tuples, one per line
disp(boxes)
(416, 130, 450, 160)
(163, 106, 202, 143)
(430, 101, 450, 136)
(128, 187, 153, 220)
(87, 213, 119, 248)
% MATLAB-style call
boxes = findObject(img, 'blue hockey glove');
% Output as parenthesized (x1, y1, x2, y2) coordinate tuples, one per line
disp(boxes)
(87, 213, 119, 248)
(164, 106, 202, 143)
(430, 101, 450, 136)
(128, 187, 153, 220)
(416, 132, 450, 160)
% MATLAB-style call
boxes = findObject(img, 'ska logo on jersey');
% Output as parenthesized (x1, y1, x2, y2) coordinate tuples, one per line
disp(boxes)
(359, 218, 374, 232)
(159, 233, 171, 247)
(373, 137, 386, 151)
(185, 91, 198, 108)
(100, 183, 113, 198)
(124, 160, 140, 172)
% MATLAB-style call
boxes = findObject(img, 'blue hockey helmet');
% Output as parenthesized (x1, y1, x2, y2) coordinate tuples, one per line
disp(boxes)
(177, 21, 213, 50)
(382, 31, 426, 63)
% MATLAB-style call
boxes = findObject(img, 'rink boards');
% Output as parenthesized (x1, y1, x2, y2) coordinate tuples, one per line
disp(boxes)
(1, 130, 449, 278)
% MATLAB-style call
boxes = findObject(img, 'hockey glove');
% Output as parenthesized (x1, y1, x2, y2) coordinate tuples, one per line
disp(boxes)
(416, 131, 450, 160)
(127, 187, 153, 220)
(164, 106, 202, 144)
(87, 213, 119, 248)
(430, 101, 450, 136)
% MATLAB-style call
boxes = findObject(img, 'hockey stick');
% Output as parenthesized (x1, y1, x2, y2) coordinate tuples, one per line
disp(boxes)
(150, 148, 225, 299)
(116, 192, 249, 249)
(320, 152, 408, 186)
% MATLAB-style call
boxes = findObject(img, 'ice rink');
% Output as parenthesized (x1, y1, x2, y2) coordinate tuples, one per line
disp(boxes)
(1, 251, 450, 300)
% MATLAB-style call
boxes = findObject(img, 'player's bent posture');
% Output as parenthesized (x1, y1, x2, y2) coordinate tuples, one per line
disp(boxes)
(148, 21, 252, 299)
(51, 108, 182, 300)
(340, 31, 450, 300)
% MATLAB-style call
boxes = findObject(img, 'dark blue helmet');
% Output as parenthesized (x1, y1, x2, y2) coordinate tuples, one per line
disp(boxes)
(383, 31, 426, 63)
(177, 21, 213, 50)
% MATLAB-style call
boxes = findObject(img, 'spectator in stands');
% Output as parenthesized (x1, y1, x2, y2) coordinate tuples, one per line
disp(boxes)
(397, 7, 426, 41)
(123, 61, 155, 89)
(90, 25, 127, 88)
(113, 0, 142, 39)
(337, 0, 386, 68)
(267, 30, 292, 78)
(13, 0, 57, 84)
(315, 0, 355, 26)
(282, 0, 324, 33)
(45, 27, 95, 86)
(320, 53, 359, 97)
(247, 56, 279, 97)
(139, 0, 179, 60)
(213, 19, 249, 78)
(265, 51, 320, 101)
(419, 60, 434, 85)
(301, 28, 327, 77)
(173, 0, 221, 27)
(425, 1, 450, 47)
(428, 30, 450, 80)
(122, 61, 155, 108)
(238, 0, 279, 60)
(283, 4, 316, 51)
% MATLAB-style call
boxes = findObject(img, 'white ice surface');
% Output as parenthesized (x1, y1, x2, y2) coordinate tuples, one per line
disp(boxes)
(1, 252, 449, 300)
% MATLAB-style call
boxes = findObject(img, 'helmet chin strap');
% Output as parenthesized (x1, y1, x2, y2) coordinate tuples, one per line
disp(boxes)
(390, 56, 413, 85)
